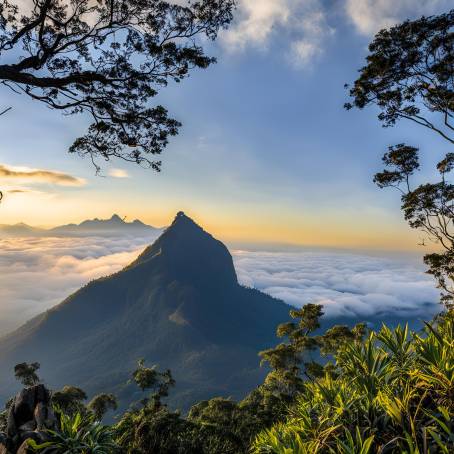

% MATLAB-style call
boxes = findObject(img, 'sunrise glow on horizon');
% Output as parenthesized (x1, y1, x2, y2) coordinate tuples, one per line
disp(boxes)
(1, 1, 449, 253)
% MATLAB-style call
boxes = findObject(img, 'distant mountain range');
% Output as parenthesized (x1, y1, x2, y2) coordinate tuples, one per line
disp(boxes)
(0, 212, 291, 412)
(0, 214, 163, 237)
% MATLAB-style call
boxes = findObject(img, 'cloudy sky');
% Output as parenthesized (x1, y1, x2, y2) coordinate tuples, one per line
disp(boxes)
(0, 0, 453, 249)
(0, 233, 440, 335)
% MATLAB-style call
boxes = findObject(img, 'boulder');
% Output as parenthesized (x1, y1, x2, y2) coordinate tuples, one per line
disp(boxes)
(0, 432, 12, 454)
(0, 432, 9, 454)
(16, 440, 31, 454)
(34, 402, 55, 432)
(3, 385, 56, 453)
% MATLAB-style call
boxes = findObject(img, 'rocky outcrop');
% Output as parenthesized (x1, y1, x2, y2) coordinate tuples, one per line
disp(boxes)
(0, 385, 56, 453)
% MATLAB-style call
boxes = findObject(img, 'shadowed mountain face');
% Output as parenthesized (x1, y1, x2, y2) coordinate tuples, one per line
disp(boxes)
(0, 212, 291, 411)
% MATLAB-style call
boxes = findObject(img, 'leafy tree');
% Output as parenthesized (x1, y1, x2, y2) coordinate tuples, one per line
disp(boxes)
(131, 359, 175, 410)
(259, 304, 365, 409)
(52, 385, 87, 415)
(115, 402, 251, 454)
(14, 362, 40, 386)
(346, 10, 454, 309)
(88, 393, 118, 421)
(259, 304, 324, 404)
(345, 10, 454, 143)
(188, 397, 263, 452)
(0, 0, 235, 172)
(373, 144, 454, 309)
(115, 407, 195, 454)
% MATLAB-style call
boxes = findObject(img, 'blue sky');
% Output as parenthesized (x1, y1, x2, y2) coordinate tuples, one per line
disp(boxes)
(0, 0, 452, 250)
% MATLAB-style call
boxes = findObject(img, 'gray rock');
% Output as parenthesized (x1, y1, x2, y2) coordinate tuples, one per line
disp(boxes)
(17, 422, 35, 433)
(16, 439, 32, 454)
(34, 402, 55, 432)
(4, 385, 56, 453)
(0, 432, 9, 454)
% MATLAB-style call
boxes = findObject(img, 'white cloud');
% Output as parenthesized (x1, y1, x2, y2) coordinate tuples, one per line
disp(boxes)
(0, 235, 158, 335)
(222, 0, 452, 65)
(222, 0, 292, 50)
(108, 168, 130, 178)
(233, 250, 440, 321)
(0, 234, 440, 335)
(290, 11, 334, 66)
(222, 0, 334, 66)
(345, 0, 453, 36)
(0, 163, 85, 186)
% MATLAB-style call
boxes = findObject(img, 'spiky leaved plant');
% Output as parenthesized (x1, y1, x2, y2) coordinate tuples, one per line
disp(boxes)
(252, 313, 454, 453)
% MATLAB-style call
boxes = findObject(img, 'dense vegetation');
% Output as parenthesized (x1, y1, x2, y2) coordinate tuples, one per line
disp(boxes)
(1, 306, 452, 453)
(253, 313, 454, 453)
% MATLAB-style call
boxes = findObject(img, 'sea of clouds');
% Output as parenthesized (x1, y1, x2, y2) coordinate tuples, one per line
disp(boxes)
(234, 250, 440, 322)
(0, 236, 441, 335)
(0, 236, 153, 334)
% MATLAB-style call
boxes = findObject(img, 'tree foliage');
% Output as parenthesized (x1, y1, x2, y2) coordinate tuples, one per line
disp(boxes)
(347, 10, 454, 310)
(14, 361, 40, 386)
(345, 10, 454, 143)
(259, 304, 365, 411)
(88, 393, 118, 421)
(131, 358, 175, 409)
(0, 0, 234, 172)
(7, 310, 454, 453)
(28, 410, 119, 453)
(52, 385, 87, 415)
(373, 144, 454, 308)
(253, 314, 454, 453)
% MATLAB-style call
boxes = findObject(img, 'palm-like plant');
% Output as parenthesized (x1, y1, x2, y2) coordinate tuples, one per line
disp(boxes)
(333, 427, 375, 454)
(252, 313, 454, 453)
(28, 411, 119, 453)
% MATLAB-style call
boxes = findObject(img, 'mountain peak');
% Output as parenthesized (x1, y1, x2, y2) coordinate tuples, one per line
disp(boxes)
(109, 214, 123, 223)
(168, 211, 202, 232)
(134, 212, 237, 288)
(0, 211, 291, 414)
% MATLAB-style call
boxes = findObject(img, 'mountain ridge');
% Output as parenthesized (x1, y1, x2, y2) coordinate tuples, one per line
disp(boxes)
(0, 212, 291, 412)
(0, 214, 163, 237)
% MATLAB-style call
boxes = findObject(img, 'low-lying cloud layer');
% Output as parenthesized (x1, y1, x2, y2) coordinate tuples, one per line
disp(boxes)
(0, 236, 152, 335)
(0, 236, 440, 335)
(234, 250, 440, 321)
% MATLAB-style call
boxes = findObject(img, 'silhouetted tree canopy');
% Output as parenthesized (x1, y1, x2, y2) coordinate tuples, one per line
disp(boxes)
(88, 393, 118, 420)
(374, 144, 454, 308)
(348, 10, 454, 309)
(52, 385, 87, 414)
(14, 362, 40, 386)
(132, 359, 175, 409)
(345, 10, 454, 144)
(0, 0, 234, 172)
